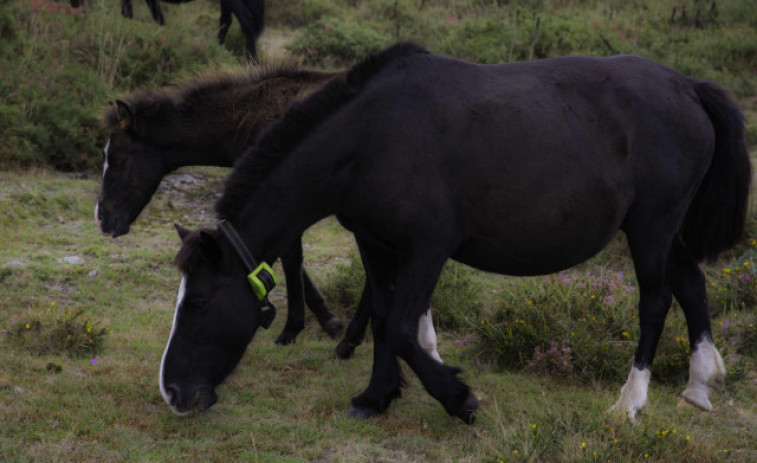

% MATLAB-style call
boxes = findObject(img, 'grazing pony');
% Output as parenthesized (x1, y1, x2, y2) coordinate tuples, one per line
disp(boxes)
(120, 0, 265, 60)
(96, 65, 441, 358)
(161, 43, 750, 422)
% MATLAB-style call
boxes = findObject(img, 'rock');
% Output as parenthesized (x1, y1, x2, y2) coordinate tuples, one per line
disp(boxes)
(1, 260, 27, 268)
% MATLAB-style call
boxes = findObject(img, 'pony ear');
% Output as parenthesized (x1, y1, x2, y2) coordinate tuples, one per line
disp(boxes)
(174, 223, 192, 241)
(115, 99, 136, 130)
(198, 231, 223, 264)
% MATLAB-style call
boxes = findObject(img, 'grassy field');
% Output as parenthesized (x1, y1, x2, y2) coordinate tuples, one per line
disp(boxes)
(1, 167, 756, 462)
(1, 0, 757, 461)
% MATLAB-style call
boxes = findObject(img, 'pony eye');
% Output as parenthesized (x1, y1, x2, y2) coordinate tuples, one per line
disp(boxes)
(185, 299, 211, 312)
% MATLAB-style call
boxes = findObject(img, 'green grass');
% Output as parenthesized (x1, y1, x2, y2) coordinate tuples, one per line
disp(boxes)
(2, 170, 756, 462)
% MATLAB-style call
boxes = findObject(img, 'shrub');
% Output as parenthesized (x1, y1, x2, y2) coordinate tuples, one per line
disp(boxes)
(2, 302, 110, 358)
(286, 16, 390, 66)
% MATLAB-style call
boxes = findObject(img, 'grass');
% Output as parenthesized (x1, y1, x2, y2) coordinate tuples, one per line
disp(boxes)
(2, 169, 756, 462)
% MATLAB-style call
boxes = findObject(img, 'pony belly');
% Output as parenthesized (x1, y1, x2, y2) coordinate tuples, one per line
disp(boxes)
(452, 234, 609, 277)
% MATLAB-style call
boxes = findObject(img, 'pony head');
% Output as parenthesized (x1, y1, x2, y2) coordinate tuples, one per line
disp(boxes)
(159, 224, 275, 415)
(95, 100, 168, 237)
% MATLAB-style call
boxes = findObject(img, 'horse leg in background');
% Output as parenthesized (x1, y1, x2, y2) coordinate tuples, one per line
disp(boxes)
(223, 0, 265, 61)
(144, 0, 165, 25)
(121, 0, 133, 18)
(217, 0, 233, 46)
(610, 228, 674, 421)
(348, 239, 405, 420)
(669, 241, 725, 410)
(302, 270, 343, 339)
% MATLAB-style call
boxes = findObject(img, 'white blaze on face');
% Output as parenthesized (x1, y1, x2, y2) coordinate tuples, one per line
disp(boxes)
(159, 276, 191, 416)
(609, 366, 651, 421)
(418, 309, 442, 364)
(94, 138, 110, 229)
(680, 336, 725, 410)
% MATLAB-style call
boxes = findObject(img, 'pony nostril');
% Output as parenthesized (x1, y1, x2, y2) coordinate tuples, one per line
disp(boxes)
(165, 384, 181, 406)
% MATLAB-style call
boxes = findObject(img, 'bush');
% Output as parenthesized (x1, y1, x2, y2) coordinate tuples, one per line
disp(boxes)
(286, 16, 390, 66)
(2, 301, 110, 359)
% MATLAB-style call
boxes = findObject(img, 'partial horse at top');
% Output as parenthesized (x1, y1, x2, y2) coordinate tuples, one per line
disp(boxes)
(120, 0, 264, 60)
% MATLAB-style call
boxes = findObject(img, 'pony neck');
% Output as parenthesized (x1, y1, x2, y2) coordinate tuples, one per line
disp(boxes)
(152, 70, 342, 172)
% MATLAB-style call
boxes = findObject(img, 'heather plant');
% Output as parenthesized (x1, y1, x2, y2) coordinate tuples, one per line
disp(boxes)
(477, 270, 674, 382)
(2, 301, 111, 358)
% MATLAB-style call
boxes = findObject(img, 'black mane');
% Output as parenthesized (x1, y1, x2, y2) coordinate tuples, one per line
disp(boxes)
(215, 42, 430, 220)
(102, 62, 313, 132)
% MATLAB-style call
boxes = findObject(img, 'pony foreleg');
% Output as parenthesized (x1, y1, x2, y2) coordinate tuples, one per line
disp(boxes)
(609, 366, 651, 421)
(348, 240, 404, 419)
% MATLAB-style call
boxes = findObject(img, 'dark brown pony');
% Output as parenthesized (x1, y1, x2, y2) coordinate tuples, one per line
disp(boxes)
(162, 43, 751, 422)
(120, 0, 265, 60)
(97, 65, 343, 345)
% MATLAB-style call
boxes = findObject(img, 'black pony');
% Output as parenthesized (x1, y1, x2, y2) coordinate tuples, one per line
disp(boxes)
(162, 43, 751, 422)
(120, 0, 264, 60)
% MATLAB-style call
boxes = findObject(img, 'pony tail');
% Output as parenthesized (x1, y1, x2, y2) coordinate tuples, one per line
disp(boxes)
(680, 81, 752, 262)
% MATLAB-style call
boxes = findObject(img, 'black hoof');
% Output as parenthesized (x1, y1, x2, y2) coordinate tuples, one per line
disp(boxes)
(334, 340, 357, 359)
(347, 404, 377, 420)
(455, 393, 478, 424)
(322, 317, 344, 339)
(274, 332, 297, 345)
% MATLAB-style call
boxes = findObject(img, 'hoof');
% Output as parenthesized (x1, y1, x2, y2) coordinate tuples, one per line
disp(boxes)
(455, 392, 478, 424)
(334, 340, 357, 360)
(676, 398, 697, 410)
(678, 391, 713, 411)
(348, 404, 377, 421)
(274, 332, 297, 345)
(322, 318, 344, 339)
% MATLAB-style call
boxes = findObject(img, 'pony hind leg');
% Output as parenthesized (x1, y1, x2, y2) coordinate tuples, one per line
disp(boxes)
(610, 228, 674, 421)
(334, 284, 441, 364)
(669, 241, 725, 411)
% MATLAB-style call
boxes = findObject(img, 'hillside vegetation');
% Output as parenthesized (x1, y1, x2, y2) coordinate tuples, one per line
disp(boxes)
(0, 0, 755, 170)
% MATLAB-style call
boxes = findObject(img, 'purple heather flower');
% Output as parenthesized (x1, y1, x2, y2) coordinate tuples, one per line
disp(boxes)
(90, 358, 98, 366)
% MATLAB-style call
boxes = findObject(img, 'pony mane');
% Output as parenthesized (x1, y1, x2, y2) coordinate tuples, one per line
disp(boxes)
(101, 61, 314, 133)
(216, 42, 430, 220)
